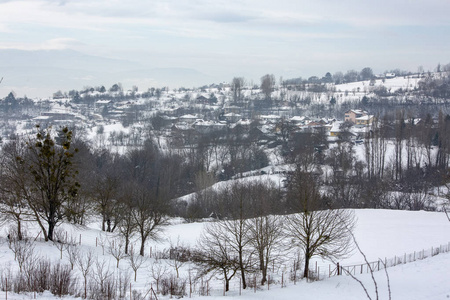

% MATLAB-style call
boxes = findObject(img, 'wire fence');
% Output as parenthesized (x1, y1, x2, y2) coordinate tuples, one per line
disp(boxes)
(328, 242, 450, 277)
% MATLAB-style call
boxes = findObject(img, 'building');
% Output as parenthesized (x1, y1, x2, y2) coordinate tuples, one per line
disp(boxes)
(355, 115, 374, 126)
(329, 121, 341, 136)
(344, 109, 368, 124)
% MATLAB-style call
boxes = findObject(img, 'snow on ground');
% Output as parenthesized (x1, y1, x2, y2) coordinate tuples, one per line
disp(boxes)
(0, 209, 449, 299)
(175, 173, 286, 204)
(335, 76, 420, 94)
(203, 251, 450, 300)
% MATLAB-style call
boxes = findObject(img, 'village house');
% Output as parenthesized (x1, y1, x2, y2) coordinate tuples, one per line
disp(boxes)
(329, 121, 341, 137)
(344, 109, 368, 123)
(223, 112, 242, 123)
(178, 114, 198, 124)
(355, 114, 374, 126)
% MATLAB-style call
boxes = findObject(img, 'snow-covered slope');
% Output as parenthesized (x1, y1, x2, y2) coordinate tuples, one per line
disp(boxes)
(0, 209, 449, 299)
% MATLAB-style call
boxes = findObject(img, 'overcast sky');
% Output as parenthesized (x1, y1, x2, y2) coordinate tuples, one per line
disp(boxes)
(1, 0, 449, 96)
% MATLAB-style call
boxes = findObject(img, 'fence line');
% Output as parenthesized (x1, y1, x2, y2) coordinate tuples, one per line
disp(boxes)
(328, 241, 450, 278)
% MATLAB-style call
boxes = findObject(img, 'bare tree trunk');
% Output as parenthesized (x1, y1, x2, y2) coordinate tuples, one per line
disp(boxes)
(303, 255, 310, 278)
(239, 248, 247, 289)
(224, 270, 230, 292)
(140, 236, 146, 257)
(261, 257, 267, 285)
(48, 220, 56, 241)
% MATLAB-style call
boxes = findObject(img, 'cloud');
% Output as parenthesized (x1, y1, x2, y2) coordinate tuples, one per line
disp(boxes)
(194, 10, 257, 24)
(41, 38, 84, 50)
(0, 23, 12, 32)
(0, 38, 84, 50)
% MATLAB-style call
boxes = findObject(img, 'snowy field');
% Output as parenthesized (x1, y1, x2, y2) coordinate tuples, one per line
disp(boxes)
(0, 209, 449, 299)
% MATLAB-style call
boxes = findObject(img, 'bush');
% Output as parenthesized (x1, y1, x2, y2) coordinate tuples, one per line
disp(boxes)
(0, 258, 76, 297)
(160, 274, 186, 297)
(50, 262, 76, 297)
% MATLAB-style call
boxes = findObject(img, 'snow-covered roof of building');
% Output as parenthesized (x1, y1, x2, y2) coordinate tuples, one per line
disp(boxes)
(236, 119, 252, 126)
(223, 113, 241, 117)
(260, 115, 281, 120)
(179, 114, 197, 119)
(33, 116, 51, 120)
(96, 100, 113, 104)
(347, 109, 367, 115)
(290, 116, 306, 122)
(356, 115, 374, 121)
(330, 121, 342, 132)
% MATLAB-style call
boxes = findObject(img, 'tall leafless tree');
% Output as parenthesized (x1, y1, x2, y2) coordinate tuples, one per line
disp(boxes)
(246, 180, 284, 285)
(193, 221, 242, 292)
(260, 74, 275, 101)
(285, 168, 355, 278)
(130, 183, 168, 256)
(231, 77, 245, 103)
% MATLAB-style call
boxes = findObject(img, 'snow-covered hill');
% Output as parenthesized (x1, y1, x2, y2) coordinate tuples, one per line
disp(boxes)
(0, 209, 449, 299)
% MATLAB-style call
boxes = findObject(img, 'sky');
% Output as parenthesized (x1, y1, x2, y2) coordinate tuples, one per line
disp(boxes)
(1, 0, 450, 97)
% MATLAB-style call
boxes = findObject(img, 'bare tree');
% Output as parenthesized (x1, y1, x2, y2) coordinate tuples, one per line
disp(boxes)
(285, 169, 355, 278)
(150, 261, 169, 293)
(116, 194, 135, 255)
(0, 139, 35, 240)
(52, 229, 68, 259)
(260, 74, 275, 100)
(77, 249, 94, 299)
(231, 77, 245, 103)
(130, 184, 168, 256)
(92, 258, 114, 298)
(248, 214, 283, 285)
(93, 174, 120, 232)
(64, 242, 79, 270)
(108, 237, 128, 268)
(128, 246, 147, 281)
(166, 237, 187, 278)
(7, 231, 35, 272)
(246, 180, 284, 285)
(193, 222, 241, 292)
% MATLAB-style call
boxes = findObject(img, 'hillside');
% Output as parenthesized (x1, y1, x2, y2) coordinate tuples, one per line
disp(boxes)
(0, 209, 449, 299)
